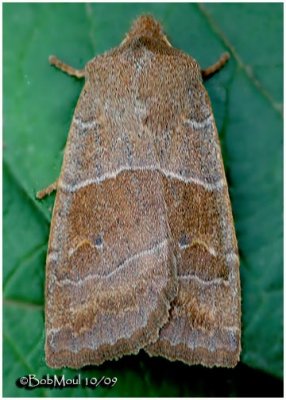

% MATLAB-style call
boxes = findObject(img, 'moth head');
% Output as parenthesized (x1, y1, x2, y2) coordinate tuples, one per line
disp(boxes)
(122, 15, 172, 47)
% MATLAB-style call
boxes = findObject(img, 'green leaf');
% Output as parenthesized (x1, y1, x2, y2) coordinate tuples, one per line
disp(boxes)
(3, 3, 283, 397)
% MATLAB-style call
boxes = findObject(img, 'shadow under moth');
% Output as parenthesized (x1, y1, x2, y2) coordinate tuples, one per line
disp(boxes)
(37, 15, 241, 369)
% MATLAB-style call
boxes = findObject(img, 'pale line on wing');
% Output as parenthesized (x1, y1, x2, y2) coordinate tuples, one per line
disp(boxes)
(178, 241, 217, 257)
(59, 165, 225, 192)
(47, 327, 61, 336)
(179, 274, 229, 286)
(47, 252, 59, 263)
(73, 116, 99, 129)
(225, 252, 240, 264)
(47, 325, 240, 348)
(207, 246, 217, 257)
(184, 114, 213, 130)
(74, 114, 213, 131)
(179, 251, 239, 286)
(178, 242, 189, 250)
(68, 239, 93, 257)
(55, 238, 169, 287)
(224, 326, 240, 332)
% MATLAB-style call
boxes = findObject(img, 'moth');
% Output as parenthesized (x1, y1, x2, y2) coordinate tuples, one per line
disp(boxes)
(37, 15, 241, 368)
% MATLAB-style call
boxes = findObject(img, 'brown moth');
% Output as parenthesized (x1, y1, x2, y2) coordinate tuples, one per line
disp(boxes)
(37, 15, 241, 368)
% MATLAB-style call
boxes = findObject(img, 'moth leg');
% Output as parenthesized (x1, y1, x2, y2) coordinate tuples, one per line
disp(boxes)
(201, 52, 230, 81)
(36, 179, 58, 200)
(49, 55, 85, 79)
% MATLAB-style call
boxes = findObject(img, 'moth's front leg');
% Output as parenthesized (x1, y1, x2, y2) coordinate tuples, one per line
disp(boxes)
(36, 179, 58, 199)
(49, 55, 85, 79)
(201, 52, 230, 81)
